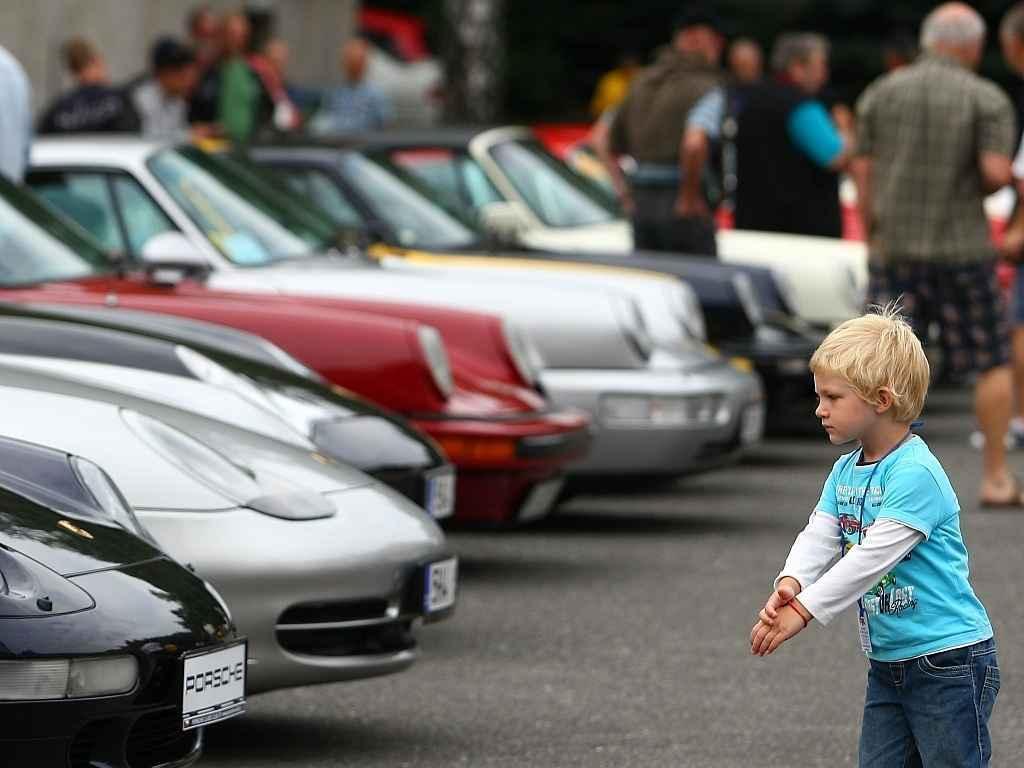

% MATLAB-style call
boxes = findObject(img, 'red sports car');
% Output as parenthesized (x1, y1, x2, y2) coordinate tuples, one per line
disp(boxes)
(0, 176, 589, 524)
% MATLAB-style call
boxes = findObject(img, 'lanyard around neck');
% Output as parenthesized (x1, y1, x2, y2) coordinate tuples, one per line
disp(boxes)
(854, 430, 913, 544)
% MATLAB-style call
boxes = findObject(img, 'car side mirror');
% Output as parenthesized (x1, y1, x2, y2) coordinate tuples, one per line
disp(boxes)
(477, 201, 528, 245)
(140, 232, 211, 286)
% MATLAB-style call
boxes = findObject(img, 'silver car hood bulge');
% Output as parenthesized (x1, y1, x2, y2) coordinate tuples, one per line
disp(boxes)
(0, 377, 371, 508)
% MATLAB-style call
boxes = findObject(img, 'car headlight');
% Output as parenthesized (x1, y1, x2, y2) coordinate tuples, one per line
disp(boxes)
(176, 345, 277, 412)
(0, 655, 138, 700)
(417, 326, 454, 399)
(254, 338, 322, 381)
(613, 296, 654, 361)
(122, 409, 334, 520)
(731, 272, 765, 327)
(121, 409, 263, 504)
(69, 456, 159, 547)
(176, 346, 343, 436)
(501, 319, 545, 388)
(666, 282, 706, 342)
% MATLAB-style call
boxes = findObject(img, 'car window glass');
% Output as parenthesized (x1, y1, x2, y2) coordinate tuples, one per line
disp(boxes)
(455, 156, 503, 210)
(0, 174, 111, 286)
(336, 152, 478, 249)
(280, 169, 364, 228)
(147, 148, 321, 265)
(488, 139, 617, 228)
(110, 175, 178, 257)
(389, 149, 466, 214)
(29, 172, 125, 253)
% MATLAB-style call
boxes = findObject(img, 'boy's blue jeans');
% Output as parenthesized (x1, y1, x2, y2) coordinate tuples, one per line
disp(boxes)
(859, 637, 1000, 767)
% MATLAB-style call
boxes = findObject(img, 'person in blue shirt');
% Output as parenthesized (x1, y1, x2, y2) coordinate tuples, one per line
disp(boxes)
(749, 308, 1000, 767)
(732, 32, 852, 237)
(310, 37, 393, 136)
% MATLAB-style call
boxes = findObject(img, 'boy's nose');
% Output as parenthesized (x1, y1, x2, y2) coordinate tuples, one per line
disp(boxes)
(815, 403, 826, 418)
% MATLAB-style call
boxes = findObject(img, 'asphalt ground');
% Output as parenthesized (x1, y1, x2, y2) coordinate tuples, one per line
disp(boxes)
(201, 388, 1024, 767)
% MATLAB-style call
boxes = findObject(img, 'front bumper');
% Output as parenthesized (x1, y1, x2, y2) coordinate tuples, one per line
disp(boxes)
(138, 491, 453, 695)
(0, 558, 237, 768)
(0, 702, 203, 768)
(541, 362, 764, 475)
(412, 413, 590, 523)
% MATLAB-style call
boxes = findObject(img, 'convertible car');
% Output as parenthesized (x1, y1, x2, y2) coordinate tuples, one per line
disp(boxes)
(28, 137, 765, 475)
(0, 435, 242, 767)
(0, 174, 588, 524)
(0, 384, 456, 694)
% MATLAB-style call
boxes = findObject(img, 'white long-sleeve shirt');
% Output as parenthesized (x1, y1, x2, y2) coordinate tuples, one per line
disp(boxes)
(776, 510, 925, 626)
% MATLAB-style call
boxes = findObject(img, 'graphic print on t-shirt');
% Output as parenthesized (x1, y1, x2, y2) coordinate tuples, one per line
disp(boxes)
(836, 496, 916, 619)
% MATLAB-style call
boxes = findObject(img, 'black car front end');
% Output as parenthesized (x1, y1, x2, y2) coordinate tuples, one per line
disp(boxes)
(0, 437, 242, 767)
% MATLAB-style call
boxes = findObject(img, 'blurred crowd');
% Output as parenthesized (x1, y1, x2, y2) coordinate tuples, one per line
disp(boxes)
(593, 1, 1024, 506)
(0, 3, 396, 172)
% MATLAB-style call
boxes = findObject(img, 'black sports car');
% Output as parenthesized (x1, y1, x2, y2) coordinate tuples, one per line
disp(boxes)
(0, 302, 454, 517)
(0, 435, 244, 766)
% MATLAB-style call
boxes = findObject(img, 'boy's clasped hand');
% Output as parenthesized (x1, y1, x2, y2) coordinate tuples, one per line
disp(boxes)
(750, 577, 809, 656)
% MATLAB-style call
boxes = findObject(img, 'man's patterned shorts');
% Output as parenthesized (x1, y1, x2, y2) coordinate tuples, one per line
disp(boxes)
(867, 260, 1010, 375)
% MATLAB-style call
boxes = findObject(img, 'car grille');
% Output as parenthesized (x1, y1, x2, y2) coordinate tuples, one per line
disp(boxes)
(278, 598, 389, 625)
(125, 709, 199, 767)
(276, 595, 418, 658)
(276, 619, 416, 657)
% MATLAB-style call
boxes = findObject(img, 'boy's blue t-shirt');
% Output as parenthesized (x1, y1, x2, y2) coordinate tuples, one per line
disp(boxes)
(816, 435, 992, 661)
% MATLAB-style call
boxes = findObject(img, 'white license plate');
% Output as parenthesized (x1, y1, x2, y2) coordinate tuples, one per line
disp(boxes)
(426, 468, 456, 519)
(181, 641, 247, 731)
(741, 402, 766, 446)
(424, 558, 458, 613)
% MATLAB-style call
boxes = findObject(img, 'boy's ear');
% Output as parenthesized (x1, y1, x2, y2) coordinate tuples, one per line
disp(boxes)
(875, 387, 894, 414)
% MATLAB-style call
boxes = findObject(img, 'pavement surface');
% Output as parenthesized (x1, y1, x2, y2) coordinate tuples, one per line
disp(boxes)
(201, 389, 1024, 767)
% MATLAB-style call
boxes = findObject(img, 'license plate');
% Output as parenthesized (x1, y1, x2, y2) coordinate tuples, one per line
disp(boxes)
(740, 402, 766, 445)
(517, 476, 564, 522)
(424, 558, 458, 613)
(425, 467, 455, 519)
(181, 641, 247, 731)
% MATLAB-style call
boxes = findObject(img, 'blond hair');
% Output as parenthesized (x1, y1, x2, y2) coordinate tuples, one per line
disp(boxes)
(809, 306, 929, 423)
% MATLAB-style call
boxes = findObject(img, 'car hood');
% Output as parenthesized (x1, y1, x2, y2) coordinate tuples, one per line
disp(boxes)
(0, 384, 373, 511)
(373, 248, 710, 358)
(0, 446, 166, 578)
(205, 258, 647, 369)
(0, 353, 316, 450)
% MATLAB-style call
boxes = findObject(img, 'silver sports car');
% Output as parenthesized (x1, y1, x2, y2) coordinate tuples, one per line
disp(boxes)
(0, 381, 456, 694)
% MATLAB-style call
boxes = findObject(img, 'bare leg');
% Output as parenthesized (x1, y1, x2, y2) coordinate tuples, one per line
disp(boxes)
(977, 364, 1017, 503)
(1013, 328, 1024, 420)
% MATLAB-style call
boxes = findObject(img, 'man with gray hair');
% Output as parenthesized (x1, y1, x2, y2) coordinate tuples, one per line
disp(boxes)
(732, 32, 851, 236)
(854, 4, 1019, 515)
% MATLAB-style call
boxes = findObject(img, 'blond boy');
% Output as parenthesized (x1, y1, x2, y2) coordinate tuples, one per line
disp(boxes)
(750, 309, 999, 767)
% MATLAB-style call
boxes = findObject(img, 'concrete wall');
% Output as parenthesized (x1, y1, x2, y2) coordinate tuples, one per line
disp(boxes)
(0, 0, 356, 114)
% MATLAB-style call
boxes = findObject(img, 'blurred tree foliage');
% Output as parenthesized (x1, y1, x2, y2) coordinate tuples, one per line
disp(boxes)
(366, 0, 1020, 121)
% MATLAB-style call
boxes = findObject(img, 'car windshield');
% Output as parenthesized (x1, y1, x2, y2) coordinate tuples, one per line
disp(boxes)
(337, 152, 481, 250)
(0, 177, 111, 287)
(487, 138, 618, 228)
(147, 147, 338, 266)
